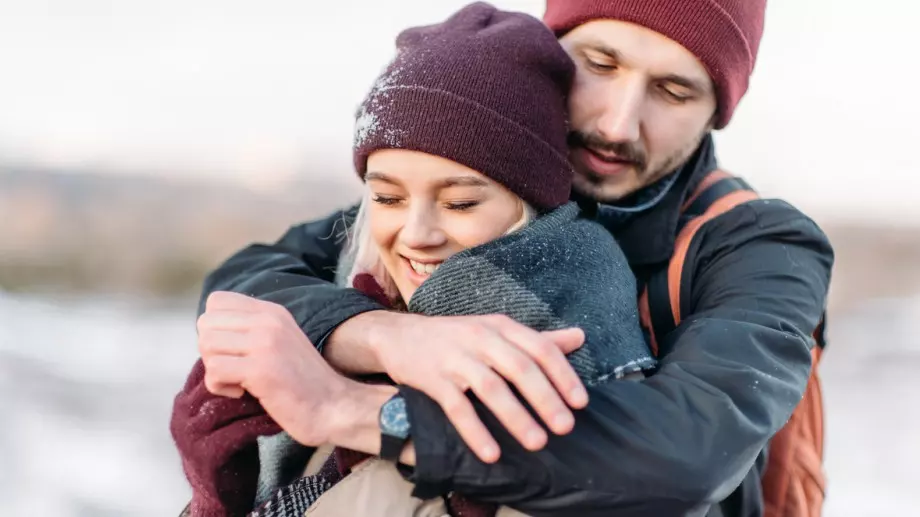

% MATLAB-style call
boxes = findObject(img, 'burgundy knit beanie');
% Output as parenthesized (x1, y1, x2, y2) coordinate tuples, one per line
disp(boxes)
(353, 2, 576, 210)
(544, 0, 766, 129)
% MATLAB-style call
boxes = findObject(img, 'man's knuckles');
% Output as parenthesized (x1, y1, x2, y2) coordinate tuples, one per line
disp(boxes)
(502, 353, 536, 379)
(462, 319, 496, 341)
(475, 313, 512, 329)
(255, 311, 289, 334)
(205, 291, 251, 310)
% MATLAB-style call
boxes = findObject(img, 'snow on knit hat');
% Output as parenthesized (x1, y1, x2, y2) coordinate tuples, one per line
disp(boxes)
(353, 2, 576, 210)
(544, 0, 766, 129)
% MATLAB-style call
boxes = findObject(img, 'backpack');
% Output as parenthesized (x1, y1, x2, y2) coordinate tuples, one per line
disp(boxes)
(637, 169, 827, 517)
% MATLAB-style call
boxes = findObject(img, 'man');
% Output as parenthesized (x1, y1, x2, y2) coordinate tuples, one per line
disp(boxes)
(180, 1, 833, 515)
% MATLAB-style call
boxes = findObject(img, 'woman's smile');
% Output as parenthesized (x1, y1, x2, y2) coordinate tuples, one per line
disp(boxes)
(403, 256, 444, 285)
(365, 149, 526, 303)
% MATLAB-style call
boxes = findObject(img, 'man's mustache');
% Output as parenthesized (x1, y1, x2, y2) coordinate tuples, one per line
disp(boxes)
(567, 131, 647, 172)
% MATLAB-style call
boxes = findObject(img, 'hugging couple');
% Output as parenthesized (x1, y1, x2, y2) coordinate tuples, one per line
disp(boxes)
(172, 1, 834, 517)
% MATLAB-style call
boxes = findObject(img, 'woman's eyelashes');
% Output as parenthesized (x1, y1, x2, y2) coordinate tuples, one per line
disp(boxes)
(444, 200, 480, 211)
(371, 194, 402, 206)
(370, 194, 481, 212)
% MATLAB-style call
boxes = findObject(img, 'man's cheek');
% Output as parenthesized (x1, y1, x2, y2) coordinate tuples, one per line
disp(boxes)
(568, 76, 607, 125)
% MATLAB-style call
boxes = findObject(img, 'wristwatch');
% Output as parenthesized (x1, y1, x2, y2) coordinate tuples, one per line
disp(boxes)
(378, 393, 411, 462)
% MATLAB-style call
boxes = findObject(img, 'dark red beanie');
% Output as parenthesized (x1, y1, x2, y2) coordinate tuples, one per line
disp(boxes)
(353, 2, 575, 210)
(544, 0, 766, 129)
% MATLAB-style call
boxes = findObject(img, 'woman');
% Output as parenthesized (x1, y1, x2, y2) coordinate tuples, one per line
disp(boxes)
(172, 3, 655, 516)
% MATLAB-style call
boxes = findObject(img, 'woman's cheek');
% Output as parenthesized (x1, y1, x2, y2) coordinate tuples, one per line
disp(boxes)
(369, 206, 402, 251)
(450, 212, 513, 249)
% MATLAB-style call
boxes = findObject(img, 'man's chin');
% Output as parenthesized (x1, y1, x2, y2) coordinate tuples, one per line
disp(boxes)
(572, 171, 638, 204)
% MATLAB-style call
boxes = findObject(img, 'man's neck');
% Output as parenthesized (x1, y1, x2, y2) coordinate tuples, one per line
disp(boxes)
(593, 172, 682, 230)
(590, 134, 719, 266)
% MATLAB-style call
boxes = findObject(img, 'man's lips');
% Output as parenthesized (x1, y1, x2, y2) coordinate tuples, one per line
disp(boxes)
(578, 147, 637, 176)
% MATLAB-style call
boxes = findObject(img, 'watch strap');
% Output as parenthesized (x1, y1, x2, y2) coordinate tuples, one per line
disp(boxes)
(379, 432, 407, 462)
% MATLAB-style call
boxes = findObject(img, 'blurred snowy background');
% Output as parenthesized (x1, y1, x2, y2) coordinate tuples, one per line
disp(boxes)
(1, 1, 918, 516)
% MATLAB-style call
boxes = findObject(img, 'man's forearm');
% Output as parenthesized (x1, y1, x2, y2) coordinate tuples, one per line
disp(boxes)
(322, 310, 392, 374)
(323, 310, 423, 377)
(325, 380, 417, 466)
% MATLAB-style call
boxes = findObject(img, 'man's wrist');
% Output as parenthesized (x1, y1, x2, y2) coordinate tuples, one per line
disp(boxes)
(346, 310, 416, 367)
(326, 379, 398, 448)
(322, 380, 417, 466)
(323, 310, 392, 374)
(359, 310, 397, 365)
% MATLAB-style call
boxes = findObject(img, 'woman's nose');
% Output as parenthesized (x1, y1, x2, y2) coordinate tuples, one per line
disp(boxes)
(399, 206, 447, 249)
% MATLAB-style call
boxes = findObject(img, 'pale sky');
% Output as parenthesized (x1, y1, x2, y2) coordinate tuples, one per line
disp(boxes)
(0, 0, 917, 224)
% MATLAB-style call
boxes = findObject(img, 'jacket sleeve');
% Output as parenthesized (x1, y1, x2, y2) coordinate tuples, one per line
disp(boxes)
(197, 203, 385, 348)
(399, 199, 834, 516)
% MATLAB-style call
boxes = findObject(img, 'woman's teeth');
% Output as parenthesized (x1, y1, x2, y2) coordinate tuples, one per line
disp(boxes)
(409, 260, 440, 275)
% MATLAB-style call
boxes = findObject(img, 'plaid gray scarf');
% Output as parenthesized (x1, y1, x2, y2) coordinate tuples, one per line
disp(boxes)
(408, 201, 655, 384)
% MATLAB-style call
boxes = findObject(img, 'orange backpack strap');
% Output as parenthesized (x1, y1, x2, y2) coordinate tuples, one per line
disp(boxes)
(636, 169, 829, 517)
(639, 169, 759, 354)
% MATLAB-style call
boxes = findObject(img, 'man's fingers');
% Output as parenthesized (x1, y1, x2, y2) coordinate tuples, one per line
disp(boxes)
(544, 328, 589, 408)
(209, 382, 246, 398)
(197, 310, 256, 333)
(198, 328, 251, 357)
(203, 355, 247, 395)
(455, 357, 547, 452)
(481, 342, 574, 436)
(205, 291, 260, 312)
(499, 324, 589, 411)
(544, 328, 586, 355)
(434, 384, 501, 463)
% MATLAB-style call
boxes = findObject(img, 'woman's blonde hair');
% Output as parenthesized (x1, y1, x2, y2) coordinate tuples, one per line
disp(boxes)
(337, 190, 536, 303)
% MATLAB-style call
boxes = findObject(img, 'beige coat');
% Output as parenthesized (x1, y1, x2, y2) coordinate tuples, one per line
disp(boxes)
(302, 449, 529, 517)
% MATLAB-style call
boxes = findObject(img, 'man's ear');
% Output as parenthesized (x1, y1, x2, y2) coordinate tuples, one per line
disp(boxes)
(706, 106, 719, 129)
(706, 110, 719, 132)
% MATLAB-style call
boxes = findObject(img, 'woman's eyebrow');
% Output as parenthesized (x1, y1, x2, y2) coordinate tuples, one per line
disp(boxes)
(435, 176, 490, 188)
(364, 171, 400, 185)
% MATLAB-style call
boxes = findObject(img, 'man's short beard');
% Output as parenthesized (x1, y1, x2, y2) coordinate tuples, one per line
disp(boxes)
(570, 126, 710, 204)
(567, 131, 648, 172)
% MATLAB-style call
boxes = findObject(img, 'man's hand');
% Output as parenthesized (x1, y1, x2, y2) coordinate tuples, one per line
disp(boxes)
(359, 311, 588, 463)
(200, 291, 589, 464)
(197, 291, 351, 446)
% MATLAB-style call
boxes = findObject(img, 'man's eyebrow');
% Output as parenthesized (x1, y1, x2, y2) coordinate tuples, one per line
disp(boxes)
(659, 73, 711, 94)
(580, 41, 623, 63)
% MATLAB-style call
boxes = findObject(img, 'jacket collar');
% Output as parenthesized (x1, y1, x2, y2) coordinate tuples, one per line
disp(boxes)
(580, 134, 719, 267)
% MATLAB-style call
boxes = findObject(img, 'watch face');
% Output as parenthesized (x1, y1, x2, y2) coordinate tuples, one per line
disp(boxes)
(380, 395, 410, 439)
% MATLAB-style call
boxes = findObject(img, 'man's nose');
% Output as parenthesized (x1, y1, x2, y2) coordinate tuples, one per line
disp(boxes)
(595, 78, 644, 143)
